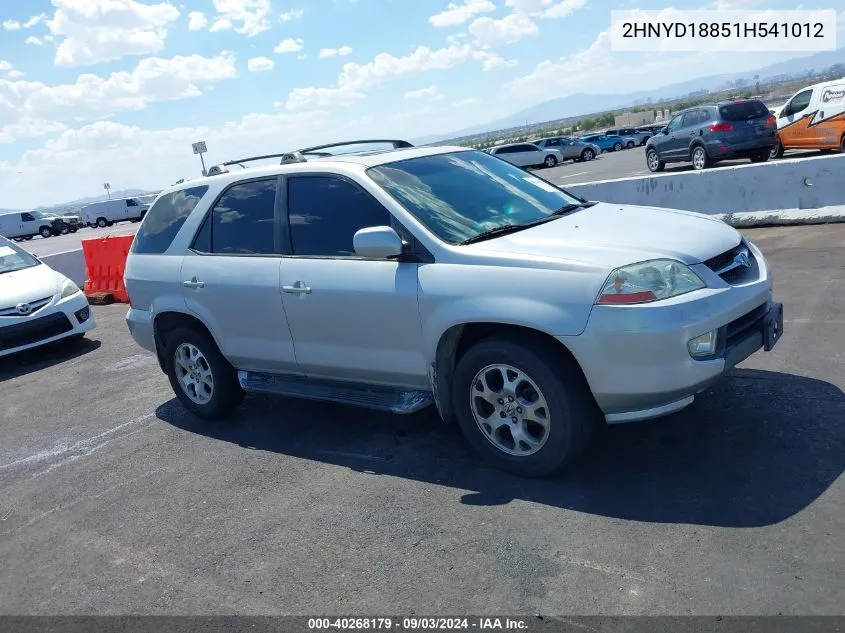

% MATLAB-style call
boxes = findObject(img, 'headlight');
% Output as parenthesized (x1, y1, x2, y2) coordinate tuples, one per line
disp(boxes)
(60, 278, 80, 298)
(596, 259, 705, 305)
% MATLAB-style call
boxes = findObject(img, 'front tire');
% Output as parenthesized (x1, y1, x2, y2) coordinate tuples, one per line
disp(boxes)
(452, 337, 595, 477)
(613, 142, 623, 152)
(39, 226, 52, 238)
(626, 141, 635, 149)
(164, 327, 244, 420)
(646, 148, 665, 172)
(691, 145, 711, 170)
(96, 217, 108, 228)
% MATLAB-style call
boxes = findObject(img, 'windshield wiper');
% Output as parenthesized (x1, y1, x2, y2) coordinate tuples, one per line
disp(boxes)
(459, 202, 596, 245)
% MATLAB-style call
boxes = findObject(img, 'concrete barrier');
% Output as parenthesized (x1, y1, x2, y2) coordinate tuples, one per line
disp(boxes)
(566, 153, 845, 222)
(41, 249, 86, 286)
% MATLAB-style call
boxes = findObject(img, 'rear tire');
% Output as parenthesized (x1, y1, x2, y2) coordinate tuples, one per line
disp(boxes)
(646, 148, 665, 172)
(691, 145, 711, 170)
(452, 337, 595, 477)
(770, 142, 784, 159)
(626, 141, 635, 149)
(164, 326, 244, 420)
(96, 217, 108, 228)
(613, 142, 623, 152)
(750, 151, 770, 163)
(581, 148, 595, 161)
(543, 155, 558, 168)
(39, 226, 52, 238)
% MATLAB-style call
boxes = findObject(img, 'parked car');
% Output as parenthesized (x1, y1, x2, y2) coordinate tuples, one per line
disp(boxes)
(81, 197, 150, 228)
(769, 77, 845, 158)
(606, 128, 652, 146)
(0, 235, 96, 357)
(125, 139, 783, 477)
(487, 142, 564, 168)
(0, 211, 65, 240)
(578, 134, 626, 152)
(33, 210, 80, 235)
(530, 137, 599, 162)
(645, 100, 778, 172)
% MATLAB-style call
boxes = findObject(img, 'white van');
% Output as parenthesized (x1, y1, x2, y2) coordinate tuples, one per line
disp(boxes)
(0, 211, 62, 240)
(81, 197, 150, 228)
(771, 77, 845, 157)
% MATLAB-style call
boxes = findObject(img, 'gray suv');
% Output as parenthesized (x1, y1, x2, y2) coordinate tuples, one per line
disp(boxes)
(645, 100, 778, 172)
(125, 139, 783, 476)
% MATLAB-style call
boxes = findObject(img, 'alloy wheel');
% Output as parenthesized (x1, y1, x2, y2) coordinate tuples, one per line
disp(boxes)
(174, 342, 214, 405)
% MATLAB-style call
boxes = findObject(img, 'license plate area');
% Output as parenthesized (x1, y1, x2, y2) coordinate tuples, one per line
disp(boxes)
(762, 302, 784, 351)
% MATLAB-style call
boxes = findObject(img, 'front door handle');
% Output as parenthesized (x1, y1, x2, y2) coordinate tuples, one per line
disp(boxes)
(183, 277, 205, 289)
(282, 281, 312, 294)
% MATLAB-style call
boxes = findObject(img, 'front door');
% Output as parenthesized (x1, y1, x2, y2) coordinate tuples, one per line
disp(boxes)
(181, 176, 300, 375)
(659, 114, 687, 160)
(279, 174, 427, 388)
(777, 89, 814, 149)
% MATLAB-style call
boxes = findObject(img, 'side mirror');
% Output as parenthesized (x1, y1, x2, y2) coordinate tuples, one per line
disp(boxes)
(661, 127, 669, 134)
(353, 226, 404, 259)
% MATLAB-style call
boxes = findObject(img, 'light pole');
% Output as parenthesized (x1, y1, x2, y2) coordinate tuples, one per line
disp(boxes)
(104, 182, 111, 200)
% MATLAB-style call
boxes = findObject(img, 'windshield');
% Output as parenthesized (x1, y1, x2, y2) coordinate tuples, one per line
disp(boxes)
(0, 241, 40, 275)
(367, 150, 582, 244)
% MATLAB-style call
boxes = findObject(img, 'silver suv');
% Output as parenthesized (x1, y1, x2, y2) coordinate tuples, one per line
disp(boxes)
(125, 139, 784, 476)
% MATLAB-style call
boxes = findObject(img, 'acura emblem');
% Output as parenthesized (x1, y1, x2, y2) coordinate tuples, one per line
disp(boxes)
(15, 303, 32, 315)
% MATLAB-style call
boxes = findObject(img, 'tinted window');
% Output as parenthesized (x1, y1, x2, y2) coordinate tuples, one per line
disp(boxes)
(126, 199, 138, 207)
(131, 186, 208, 255)
(787, 90, 813, 115)
(192, 214, 211, 253)
(211, 179, 277, 255)
(666, 115, 684, 133)
(719, 100, 770, 121)
(544, 139, 560, 147)
(513, 145, 535, 152)
(368, 150, 583, 244)
(682, 110, 706, 127)
(288, 176, 391, 257)
(21, 212, 35, 222)
(494, 146, 514, 154)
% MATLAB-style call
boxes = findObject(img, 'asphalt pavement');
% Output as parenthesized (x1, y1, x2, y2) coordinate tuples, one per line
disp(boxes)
(1, 224, 843, 615)
(541, 147, 828, 187)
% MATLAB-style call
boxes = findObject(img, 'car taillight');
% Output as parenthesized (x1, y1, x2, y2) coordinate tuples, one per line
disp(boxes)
(767, 115, 776, 126)
(709, 122, 733, 132)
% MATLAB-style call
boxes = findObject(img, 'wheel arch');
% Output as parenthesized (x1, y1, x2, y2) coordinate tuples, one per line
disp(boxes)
(153, 310, 221, 373)
(431, 322, 591, 424)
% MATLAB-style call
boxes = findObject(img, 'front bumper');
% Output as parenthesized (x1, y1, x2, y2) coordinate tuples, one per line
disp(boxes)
(559, 249, 780, 423)
(0, 292, 95, 358)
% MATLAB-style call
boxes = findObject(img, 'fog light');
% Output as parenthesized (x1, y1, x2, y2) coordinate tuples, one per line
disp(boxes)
(688, 330, 718, 357)
(74, 307, 90, 323)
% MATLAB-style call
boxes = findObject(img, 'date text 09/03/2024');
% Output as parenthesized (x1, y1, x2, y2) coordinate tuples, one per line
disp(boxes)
(307, 618, 529, 630)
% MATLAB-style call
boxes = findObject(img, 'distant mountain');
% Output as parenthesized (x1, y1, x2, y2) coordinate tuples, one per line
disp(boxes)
(38, 189, 152, 211)
(417, 48, 844, 143)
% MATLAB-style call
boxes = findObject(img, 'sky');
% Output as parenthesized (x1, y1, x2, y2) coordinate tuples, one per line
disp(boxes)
(0, 0, 843, 209)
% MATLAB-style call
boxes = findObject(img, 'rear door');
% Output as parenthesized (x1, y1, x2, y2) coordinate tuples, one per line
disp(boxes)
(180, 177, 299, 374)
(278, 174, 426, 387)
(509, 144, 542, 167)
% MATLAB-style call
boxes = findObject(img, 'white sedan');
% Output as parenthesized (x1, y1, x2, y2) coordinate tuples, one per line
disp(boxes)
(0, 236, 96, 357)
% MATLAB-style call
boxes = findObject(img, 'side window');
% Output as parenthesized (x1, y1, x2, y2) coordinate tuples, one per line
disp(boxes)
(131, 186, 209, 255)
(21, 212, 35, 222)
(126, 199, 138, 207)
(211, 179, 277, 255)
(789, 89, 813, 115)
(666, 115, 684, 133)
(497, 146, 515, 154)
(545, 139, 560, 147)
(681, 111, 701, 128)
(288, 176, 391, 257)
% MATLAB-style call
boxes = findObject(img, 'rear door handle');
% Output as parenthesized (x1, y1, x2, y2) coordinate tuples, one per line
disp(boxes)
(183, 277, 205, 289)
(283, 281, 312, 294)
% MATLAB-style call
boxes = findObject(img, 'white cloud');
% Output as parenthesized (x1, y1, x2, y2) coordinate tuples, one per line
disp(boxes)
(318, 46, 353, 59)
(504, 0, 587, 19)
(247, 56, 274, 72)
(285, 43, 473, 110)
(0, 52, 238, 135)
(7, 70, 25, 79)
(472, 50, 518, 71)
(0, 61, 11, 73)
(296, 53, 307, 60)
(274, 37, 304, 53)
(0, 118, 67, 144)
(24, 14, 47, 28)
(454, 97, 481, 106)
(46, 0, 181, 68)
(429, 0, 495, 28)
(187, 11, 208, 30)
(25, 36, 44, 46)
(209, 0, 271, 37)
(469, 13, 539, 48)
(279, 8, 304, 22)
(2, 20, 21, 31)
(404, 85, 442, 100)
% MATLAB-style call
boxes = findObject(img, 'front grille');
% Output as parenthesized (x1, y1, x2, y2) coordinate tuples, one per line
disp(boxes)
(725, 303, 767, 349)
(0, 312, 73, 351)
(703, 240, 758, 285)
(0, 296, 53, 317)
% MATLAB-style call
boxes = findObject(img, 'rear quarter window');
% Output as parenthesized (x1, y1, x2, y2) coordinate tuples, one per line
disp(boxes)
(131, 186, 209, 255)
(719, 101, 769, 121)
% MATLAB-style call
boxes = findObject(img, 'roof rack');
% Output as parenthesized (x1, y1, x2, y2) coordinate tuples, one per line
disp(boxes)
(212, 139, 414, 173)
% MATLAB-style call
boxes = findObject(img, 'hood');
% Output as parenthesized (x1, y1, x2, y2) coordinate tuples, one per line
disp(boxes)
(0, 263, 61, 306)
(465, 202, 741, 270)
